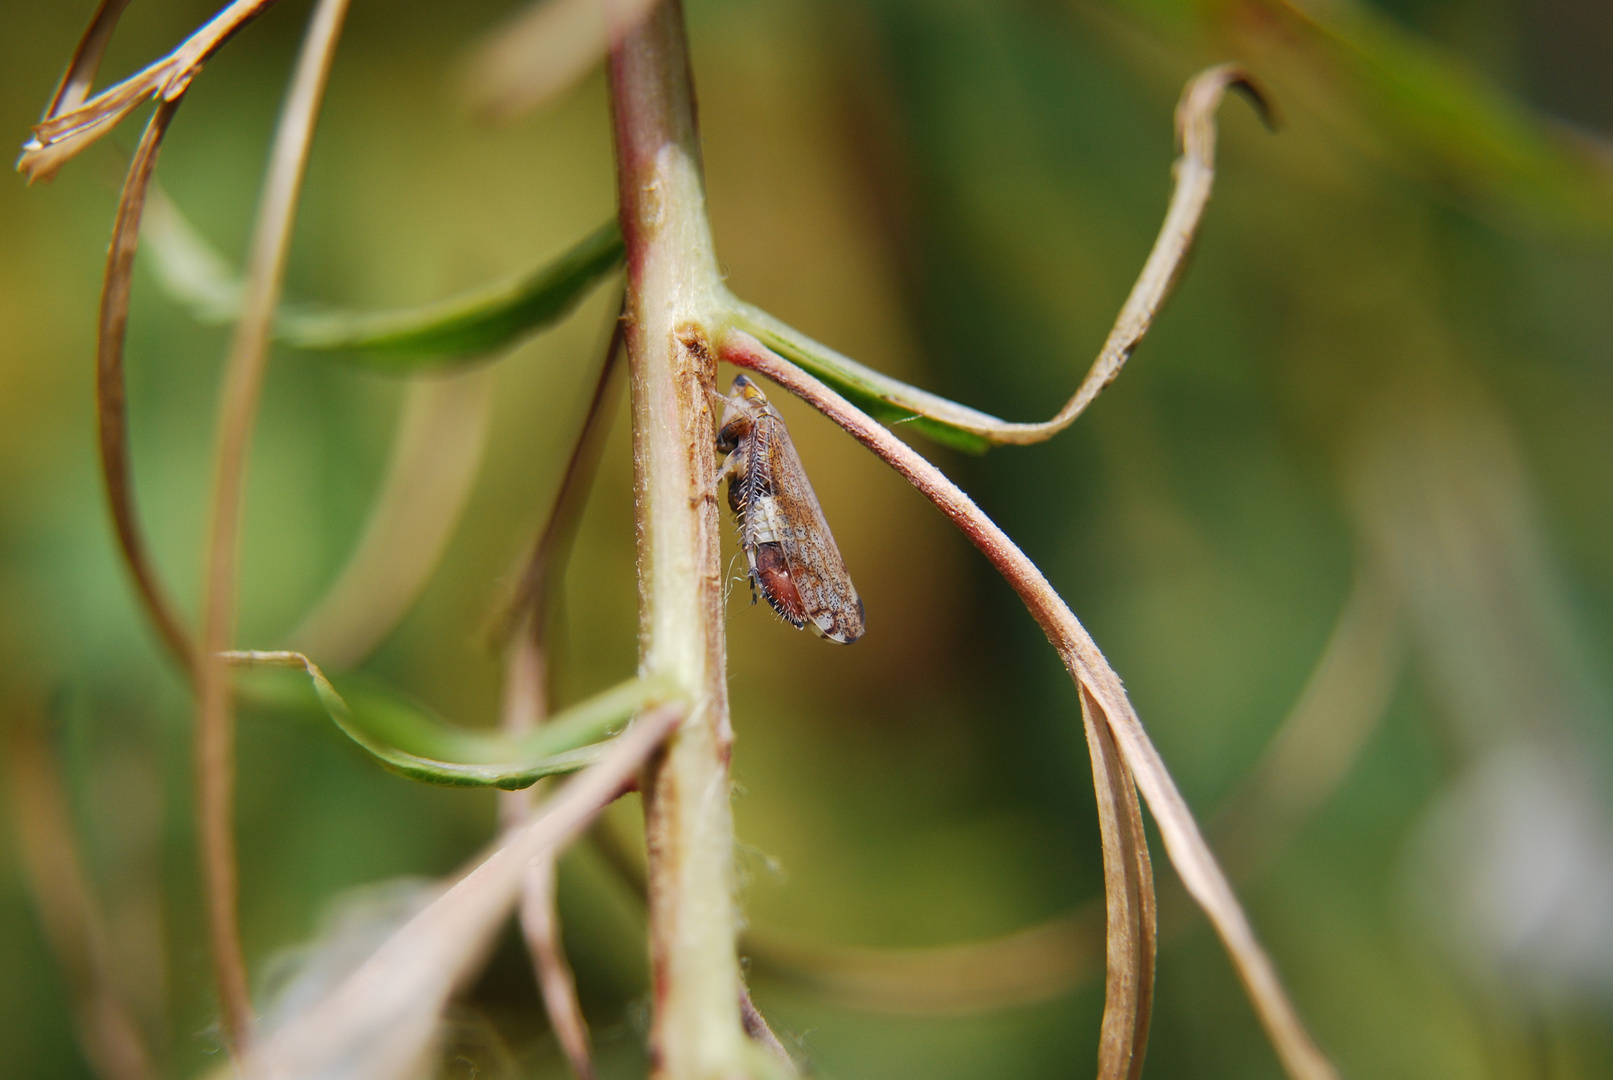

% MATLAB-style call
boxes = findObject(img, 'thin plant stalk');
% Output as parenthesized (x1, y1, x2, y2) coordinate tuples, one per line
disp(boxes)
(719, 332, 1338, 1080)
(42, 0, 137, 121)
(19, 0, 286, 181)
(98, 98, 197, 673)
(193, 0, 350, 1051)
(501, 630, 596, 1080)
(722, 65, 1272, 450)
(1082, 687, 1156, 1080)
(494, 334, 626, 1080)
(230, 704, 683, 1080)
(608, 2, 754, 1075)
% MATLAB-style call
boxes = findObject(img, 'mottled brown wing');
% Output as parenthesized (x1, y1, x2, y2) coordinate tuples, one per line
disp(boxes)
(753, 413, 865, 643)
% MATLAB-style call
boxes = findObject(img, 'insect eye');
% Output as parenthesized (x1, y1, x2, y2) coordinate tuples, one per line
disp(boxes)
(716, 416, 745, 452)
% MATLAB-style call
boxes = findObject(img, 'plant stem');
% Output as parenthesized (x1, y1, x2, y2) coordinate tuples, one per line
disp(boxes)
(608, 3, 747, 1076)
(194, 0, 349, 1052)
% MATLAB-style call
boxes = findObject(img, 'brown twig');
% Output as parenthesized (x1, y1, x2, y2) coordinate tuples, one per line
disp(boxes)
(718, 331, 1337, 1080)
(1082, 687, 1156, 1079)
(608, 2, 753, 1075)
(724, 64, 1275, 447)
(193, 0, 351, 1052)
(41, 0, 137, 120)
(19, 0, 285, 182)
(491, 323, 624, 1080)
(96, 98, 198, 674)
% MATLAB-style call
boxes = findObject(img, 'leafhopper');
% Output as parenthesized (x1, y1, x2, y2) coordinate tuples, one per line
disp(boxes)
(715, 374, 865, 643)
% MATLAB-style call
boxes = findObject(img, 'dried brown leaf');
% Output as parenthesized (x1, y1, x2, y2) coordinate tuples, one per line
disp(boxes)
(743, 562, 1399, 1017)
(96, 98, 198, 674)
(20, 0, 284, 181)
(42, 0, 137, 119)
(193, 0, 350, 1050)
(1082, 687, 1156, 1080)
(719, 332, 1338, 1080)
(722, 64, 1275, 450)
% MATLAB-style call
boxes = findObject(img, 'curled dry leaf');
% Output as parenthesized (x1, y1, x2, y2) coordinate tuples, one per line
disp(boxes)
(721, 64, 1274, 453)
(41, 0, 137, 119)
(193, 0, 352, 1049)
(97, 99, 198, 674)
(718, 333, 1338, 1080)
(1082, 688, 1156, 1080)
(20, 0, 285, 182)
(467, 0, 661, 121)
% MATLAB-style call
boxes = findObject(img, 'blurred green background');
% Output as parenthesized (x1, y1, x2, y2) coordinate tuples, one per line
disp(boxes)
(5, 0, 1613, 1077)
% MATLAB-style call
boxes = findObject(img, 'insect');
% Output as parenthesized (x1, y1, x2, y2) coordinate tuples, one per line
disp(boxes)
(715, 374, 865, 643)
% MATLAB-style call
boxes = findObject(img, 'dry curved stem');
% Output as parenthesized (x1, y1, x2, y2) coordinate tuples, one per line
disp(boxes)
(1082, 687, 1156, 1079)
(719, 331, 1337, 1080)
(96, 98, 199, 674)
(193, 0, 350, 1052)
(19, 0, 285, 182)
(500, 626, 595, 1080)
(41, 0, 136, 120)
(492, 334, 626, 1080)
(722, 64, 1274, 450)
(6, 710, 155, 1080)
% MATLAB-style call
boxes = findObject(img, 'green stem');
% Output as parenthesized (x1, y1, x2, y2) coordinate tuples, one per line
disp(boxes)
(607, 2, 747, 1077)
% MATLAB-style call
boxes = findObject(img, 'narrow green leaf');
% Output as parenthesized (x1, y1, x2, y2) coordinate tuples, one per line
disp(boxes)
(229, 651, 676, 789)
(142, 190, 624, 371)
(724, 300, 994, 455)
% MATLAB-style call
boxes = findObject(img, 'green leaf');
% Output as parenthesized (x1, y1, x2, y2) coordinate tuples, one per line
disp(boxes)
(725, 300, 995, 454)
(142, 190, 624, 371)
(229, 651, 677, 789)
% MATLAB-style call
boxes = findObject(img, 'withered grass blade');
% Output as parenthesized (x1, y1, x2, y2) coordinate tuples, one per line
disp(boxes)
(721, 65, 1275, 453)
(98, 98, 197, 674)
(1082, 687, 1156, 1080)
(42, 0, 137, 119)
(21, 0, 285, 181)
(744, 559, 1400, 1016)
(193, 0, 351, 1050)
(719, 332, 1339, 1080)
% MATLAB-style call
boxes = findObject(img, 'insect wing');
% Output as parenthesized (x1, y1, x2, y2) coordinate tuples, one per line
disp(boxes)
(753, 413, 865, 643)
